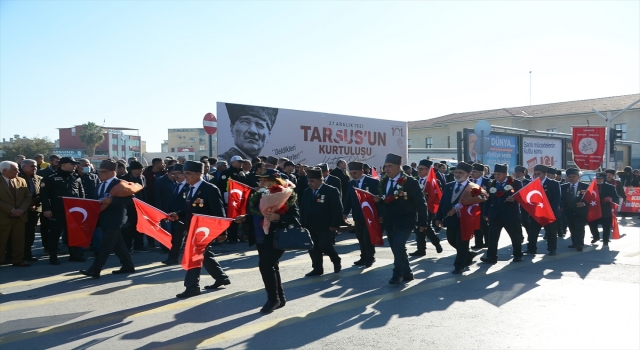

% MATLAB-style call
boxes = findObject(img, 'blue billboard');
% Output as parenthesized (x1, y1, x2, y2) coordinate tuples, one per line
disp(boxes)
(465, 131, 518, 171)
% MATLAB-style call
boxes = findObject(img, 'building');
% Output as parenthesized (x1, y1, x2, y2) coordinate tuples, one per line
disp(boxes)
(57, 125, 142, 163)
(408, 94, 640, 169)
(167, 128, 217, 161)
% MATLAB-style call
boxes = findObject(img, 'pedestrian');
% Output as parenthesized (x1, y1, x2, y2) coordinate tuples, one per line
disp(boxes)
(411, 159, 443, 256)
(525, 165, 561, 256)
(0, 161, 32, 267)
(561, 168, 589, 251)
(163, 164, 188, 265)
(121, 161, 151, 252)
(587, 173, 619, 246)
(317, 163, 343, 199)
(18, 159, 42, 261)
(469, 163, 490, 249)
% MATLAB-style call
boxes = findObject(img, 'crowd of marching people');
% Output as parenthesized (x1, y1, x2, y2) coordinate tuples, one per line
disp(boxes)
(1, 151, 639, 314)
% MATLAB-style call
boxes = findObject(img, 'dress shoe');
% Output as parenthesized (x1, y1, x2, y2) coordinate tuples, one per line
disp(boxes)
(480, 257, 497, 264)
(435, 243, 443, 253)
(162, 259, 179, 265)
(568, 244, 576, 248)
(305, 270, 323, 277)
(365, 258, 376, 267)
(603, 241, 609, 246)
(513, 256, 523, 262)
(12, 262, 31, 267)
(525, 250, 537, 255)
(49, 259, 61, 265)
(353, 259, 366, 266)
(548, 250, 557, 256)
(176, 289, 201, 298)
(466, 252, 478, 266)
(576, 246, 583, 251)
(389, 276, 403, 284)
(470, 245, 483, 250)
(69, 256, 86, 262)
(452, 268, 463, 274)
(133, 247, 150, 253)
(112, 268, 135, 274)
(276, 299, 286, 309)
(591, 238, 599, 244)
(25, 256, 39, 261)
(409, 250, 426, 257)
(79, 269, 100, 279)
(260, 300, 280, 314)
(403, 273, 414, 281)
(333, 261, 342, 273)
(204, 279, 230, 289)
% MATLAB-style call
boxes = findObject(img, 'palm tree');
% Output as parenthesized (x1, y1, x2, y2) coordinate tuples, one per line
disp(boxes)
(79, 122, 105, 157)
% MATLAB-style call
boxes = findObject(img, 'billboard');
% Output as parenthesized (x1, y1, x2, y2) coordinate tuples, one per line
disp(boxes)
(217, 102, 407, 168)
(522, 136, 563, 173)
(464, 130, 518, 171)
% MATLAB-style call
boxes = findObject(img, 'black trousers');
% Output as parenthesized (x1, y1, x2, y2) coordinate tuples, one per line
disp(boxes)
(48, 214, 83, 261)
(520, 214, 530, 240)
(354, 221, 375, 260)
(87, 228, 134, 274)
(445, 226, 470, 270)
(588, 217, 612, 242)
(184, 245, 229, 291)
(257, 235, 285, 302)
(473, 218, 489, 247)
(123, 206, 145, 250)
(566, 213, 586, 247)
(227, 222, 239, 242)
(167, 221, 186, 261)
(24, 211, 39, 258)
(528, 216, 558, 252)
(486, 218, 523, 259)
(308, 229, 340, 271)
(414, 212, 441, 252)
(40, 212, 50, 250)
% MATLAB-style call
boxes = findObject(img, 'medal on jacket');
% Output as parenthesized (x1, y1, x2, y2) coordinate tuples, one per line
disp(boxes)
(193, 198, 204, 207)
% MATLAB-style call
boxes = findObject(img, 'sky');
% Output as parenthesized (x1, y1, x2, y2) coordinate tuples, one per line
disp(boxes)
(1, 0, 638, 152)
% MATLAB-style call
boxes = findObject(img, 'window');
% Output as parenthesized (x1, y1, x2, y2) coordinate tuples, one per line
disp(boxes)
(189, 137, 196, 143)
(408, 139, 412, 148)
(614, 123, 627, 140)
(426, 137, 433, 149)
(71, 127, 76, 136)
(546, 128, 557, 137)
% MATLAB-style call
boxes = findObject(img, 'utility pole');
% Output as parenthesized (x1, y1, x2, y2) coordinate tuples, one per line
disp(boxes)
(529, 71, 532, 106)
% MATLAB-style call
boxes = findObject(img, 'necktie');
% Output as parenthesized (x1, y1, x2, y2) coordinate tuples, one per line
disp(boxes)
(419, 178, 425, 186)
(98, 182, 106, 198)
(187, 186, 195, 201)
(173, 183, 180, 196)
(387, 179, 395, 195)
(313, 189, 318, 197)
(455, 183, 462, 194)
(571, 184, 576, 196)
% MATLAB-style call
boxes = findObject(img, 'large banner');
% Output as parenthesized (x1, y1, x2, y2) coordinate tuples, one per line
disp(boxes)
(620, 186, 640, 213)
(571, 126, 605, 170)
(465, 130, 518, 171)
(522, 136, 563, 174)
(216, 102, 407, 168)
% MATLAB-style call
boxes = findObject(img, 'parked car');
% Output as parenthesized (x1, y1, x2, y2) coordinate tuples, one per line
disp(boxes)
(580, 171, 596, 184)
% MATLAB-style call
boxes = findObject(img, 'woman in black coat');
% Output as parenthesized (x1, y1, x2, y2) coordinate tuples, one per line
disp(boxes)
(235, 169, 299, 314)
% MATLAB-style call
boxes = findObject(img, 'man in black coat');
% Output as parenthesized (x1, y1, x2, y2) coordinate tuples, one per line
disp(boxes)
(411, 159, 443, 256)
(36, 154, 60, 254)
(480, 164, 524, 264)
(217, 155, 248, 244)
(168, 161, 230, 298)
(561, 168, 589, 251)
(514, 165, 531, 242)
(525, 165, 561, 256)
(317, 163, 343, 199)
(163, 164, 189, 265)
(376, 153, 428, 283)
(120, 161, 151, 251)
(343, 161, 380, 267)
(605, 169, 627, 203)
(79, 160, 135, 278)
(588, 173, 620, 246)
(469, 163, 491, 249)
(301, 168, 343, 276)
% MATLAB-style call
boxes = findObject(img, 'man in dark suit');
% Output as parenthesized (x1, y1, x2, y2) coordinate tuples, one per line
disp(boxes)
(514, 165, 531, 242)
(36, 154, 60, 254)
(546, 167, 567, 238)
(410, 162, 419, 178)
(163, 164, 188, 265)
(295, 164, 308, 198)
(18, 159, 42, 261)
(480, 164, 524, 264)
(376, 153, 428, 283)
(411, 159, 443, 256)
(301, 168, 343, 276)
(317, 163, 343, 199)
(605, 169, 627, 203)
(154, 165, 176, 235)
(561, 168, 589, 251)
(588, 173, 619, 246)
(168, 161, 230, 298)
(217, 155, 247, 244)
(436, 162, 448, 188)
(120, 161, 151, 251)
(526, 165, 561, 255)
(435, 162, 480, 274)
(80, 160, 135, 278)
(469, 163, 491, 249)
(343, 162, 380, 267)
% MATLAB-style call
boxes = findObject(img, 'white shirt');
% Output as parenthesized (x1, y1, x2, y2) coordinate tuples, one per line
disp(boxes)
(356, 176, 365, 189)
(313, 184, 324, 196)
(386, 173, 401, 193)
(97, 176, 116, 197)
(189, 179, 204, 195)
(177, 180, 187, 193)
(3, 176, 12, 186)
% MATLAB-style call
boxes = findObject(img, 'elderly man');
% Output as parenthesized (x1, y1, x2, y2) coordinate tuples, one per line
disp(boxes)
(331, 160, 350, 197)
(19, 159, 43, 261)
(588, 173, 619, 246)
(317, 163, 342, 199)
(0, 161, 32, 267)
(525, 165, 561, 256)
(219, 103, 278, 161)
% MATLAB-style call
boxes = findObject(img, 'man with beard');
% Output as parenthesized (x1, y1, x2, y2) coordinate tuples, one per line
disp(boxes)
(219, 103, 278, 161)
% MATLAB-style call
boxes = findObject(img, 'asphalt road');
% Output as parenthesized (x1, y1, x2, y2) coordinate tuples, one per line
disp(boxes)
(1, 220, 639, 350)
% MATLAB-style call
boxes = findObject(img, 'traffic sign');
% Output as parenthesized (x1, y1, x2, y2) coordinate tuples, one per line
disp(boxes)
(203, 113, 217, 135)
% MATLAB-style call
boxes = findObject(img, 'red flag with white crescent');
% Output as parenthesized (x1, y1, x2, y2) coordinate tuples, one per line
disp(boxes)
(63, 197, 101, 247)
(182, 214, 234, 270)
(582, 180, 602, 222)
(459, 204, 481, 241)
(611, 203, 621, 239)
(513, 178, 556, 226)
(426, 167, 442, 213)
(371, 167, 379, 180)
(227, 179, 253, 219)
(133, 198, 173, 249)
(354, 188, 384, 246)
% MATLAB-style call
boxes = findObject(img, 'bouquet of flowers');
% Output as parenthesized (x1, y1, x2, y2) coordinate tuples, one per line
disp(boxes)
(257, 185, 293, 233)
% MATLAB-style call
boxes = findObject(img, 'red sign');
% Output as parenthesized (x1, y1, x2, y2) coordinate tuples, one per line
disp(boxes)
(572, 126, 605, 170)
(620, 186, 640, 213)
(178, 148, 195, 152)
(203, 112, 217, 135)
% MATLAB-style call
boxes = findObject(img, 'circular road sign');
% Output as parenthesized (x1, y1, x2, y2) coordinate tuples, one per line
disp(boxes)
(203, 113, 217, 135)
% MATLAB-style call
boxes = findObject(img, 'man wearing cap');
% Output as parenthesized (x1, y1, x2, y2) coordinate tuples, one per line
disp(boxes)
(343, 161, 380, 267)
(281, 161, 297, 186)
(481, 164, 524, 264)
(168, 161, 230, 298)
(525, 165, 561, 255)
(560, 168, 589, 251)
(376, 153, 428, 283)
(435, 162, 483, 274)
(411, 159, 443, 257)
(317, 163, 343, 199)
(301, 168, 343, 276)
(40, 157, 86, 265)
(153, 165, 176, 237)
(263, 156, 277, 170)
(605, 169, 626, 204)
(469, 163, 490, 249)
(219, 103, 278, 161)
(79, 160, 136, 278)
(217, 155, 248, 244)
(163, 164, 189, 265)
(514, 165, 531, 242)
(587, 173, 619, 246)
(545, 166, 566, 238)
(121, 161, 151, 252)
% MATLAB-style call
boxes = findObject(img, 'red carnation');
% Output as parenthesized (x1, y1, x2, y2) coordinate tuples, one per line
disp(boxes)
(496, 191, 505, 197)
(269, 185, 284, 193)
(384, 195, 394, 203)
(471, 187, 481, 197)
(506, 177, 514, 185)
(397, 177, 406, 185)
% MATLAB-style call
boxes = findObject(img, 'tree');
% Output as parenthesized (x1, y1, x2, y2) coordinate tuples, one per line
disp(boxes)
(0, 135, 54, 161)
(79, 122, 105, 157)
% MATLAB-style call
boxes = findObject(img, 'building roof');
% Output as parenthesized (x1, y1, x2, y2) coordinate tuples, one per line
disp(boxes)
(409, 93, 640, 129)
(57, 126, 139, 131)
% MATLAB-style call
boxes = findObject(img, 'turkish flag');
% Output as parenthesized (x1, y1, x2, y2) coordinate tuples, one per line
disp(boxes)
(582, 180, 602, 222)
(227, 179, 252, 219)
(133, 198, 173, 249)
(611, 203, 621, 239)
(354, 188, 384, 246)
(572, 126, 606, 170)
(513, 178, 556, 226)
(371, 167, 379, 179)
(182, 214, 234, 270)
(426, 167, 442, 213)
(459, 204, 481, 241)
(63, 197, 101, 247)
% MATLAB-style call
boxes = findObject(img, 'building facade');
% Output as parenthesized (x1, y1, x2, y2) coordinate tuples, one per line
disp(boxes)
(167, 128, 217, 161)
(57, 125, 141, 162)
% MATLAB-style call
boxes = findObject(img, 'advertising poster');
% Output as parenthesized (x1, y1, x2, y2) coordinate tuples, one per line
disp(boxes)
(620, 187, 640, 213)
(522, 136, 563, 173)
(572, 126, 606, 170)
(217, 102, 407, 168)
(465, 131, 518, 171)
